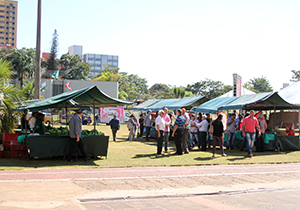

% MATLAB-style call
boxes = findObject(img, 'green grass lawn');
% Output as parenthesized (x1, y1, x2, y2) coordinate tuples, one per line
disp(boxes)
(0, 124, 299, 170)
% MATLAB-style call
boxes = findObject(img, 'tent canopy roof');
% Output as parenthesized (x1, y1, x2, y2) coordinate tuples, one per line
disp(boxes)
(278, 81, 300, 105)
(191, 97, 237, 114)
(218, 92, 300, 111)
(24, 86, 133, 112)
(131, 96, 207, 111)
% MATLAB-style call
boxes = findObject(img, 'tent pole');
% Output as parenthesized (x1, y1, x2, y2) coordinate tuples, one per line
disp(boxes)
(66, 107, 68, 126)
(93, 88, 96, 136)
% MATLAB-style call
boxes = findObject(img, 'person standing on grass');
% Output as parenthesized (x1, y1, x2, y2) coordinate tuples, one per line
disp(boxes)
(189, 114, 199, 150)
(197, 115, 208, 151)
(226, 113, 236, 150)
(256, 113, 267, 152)
(162, 107, 171, 153)
(172, 109, 185, 155)
(138, 113, 145, 138)
(212, 114, 227, 157)
(128, 114, 137, 141)
(206, 113, 212, 149)
(108, 114, 120, 141)
(242, 110, 261, 157)
(144, 110, 152, 141)
(67, 109, 90, 162)
(181, 108, 190, 154)
(156, 110, 166, 155)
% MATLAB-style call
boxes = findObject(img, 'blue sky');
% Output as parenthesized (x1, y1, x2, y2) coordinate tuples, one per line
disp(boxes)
(17, 0, 300, 91)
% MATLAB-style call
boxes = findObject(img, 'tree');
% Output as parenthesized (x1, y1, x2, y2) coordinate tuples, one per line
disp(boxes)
(5, 48, 35, 88)
(47, 29, 59, 70)
(291, 70, 300, 82)
(0, 59, 22, 134)
(173, 87, 186, 98)
(60, 53, 92, 80)
(186, 78, 233, 100)
(23, 80, 35, 100)
(243, 76, 273, 93)
(92, 64, 122, 82)
(149, 83, 174, 99)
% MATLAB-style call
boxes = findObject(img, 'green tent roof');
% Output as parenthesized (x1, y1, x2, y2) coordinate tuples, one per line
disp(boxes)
(24, 86, 133, 112)
(218, 92, 300, 111)
(131, 96, 207, 111)
(191, 97, 237, 114)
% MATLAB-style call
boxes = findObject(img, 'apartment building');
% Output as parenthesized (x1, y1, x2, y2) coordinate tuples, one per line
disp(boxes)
(0, 0, 17, 47)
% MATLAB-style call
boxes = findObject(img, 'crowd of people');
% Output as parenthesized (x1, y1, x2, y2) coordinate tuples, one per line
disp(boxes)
(108, 108, 296, 157)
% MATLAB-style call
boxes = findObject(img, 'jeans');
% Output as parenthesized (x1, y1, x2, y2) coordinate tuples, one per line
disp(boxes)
(245, 132, 255, 155)
(174, 129, 183, 155)
(256, 132, 265, 152)
(145, 126, 151, 141)
(156, 130, 164, 154)
(199, 131, 207, 151)
(182, 129, 189, 153)
(227, 131, 235, 149)
(163, 132, 170, 152)
(128, 127, 135, 140)
(189, 132, 199, 148)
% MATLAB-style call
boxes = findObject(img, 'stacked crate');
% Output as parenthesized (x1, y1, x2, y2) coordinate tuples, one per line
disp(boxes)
(2, 133, 27, 158)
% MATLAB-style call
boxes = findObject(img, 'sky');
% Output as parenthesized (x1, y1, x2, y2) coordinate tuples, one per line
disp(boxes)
(17, 0, 300, 92)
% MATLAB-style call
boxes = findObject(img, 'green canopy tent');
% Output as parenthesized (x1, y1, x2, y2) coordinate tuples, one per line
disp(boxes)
(191, 96, 237, 114)
(24, 86, 133, 133)
(218, 92, 300, 111)
(134, 96, 207, 111)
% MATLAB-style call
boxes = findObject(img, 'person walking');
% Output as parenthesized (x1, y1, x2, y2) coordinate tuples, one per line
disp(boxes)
(163, 107, 171, 153)
(256, 113, 267, 152)
(242, 110, 261, 157)
(226, 113, 236, 150)
(155, 110, 166, 155)
(197, 115, 208, 151)
(206, 113, 212, 149)
(171, 109, 185, 155)
(67, 109, 89, 162)
(144, 110, 152, 141)
(128, 114, 137, 141)
(212, 114, 227, 157)
(181, 108, 190, 154)
(108, 114, 120, 141)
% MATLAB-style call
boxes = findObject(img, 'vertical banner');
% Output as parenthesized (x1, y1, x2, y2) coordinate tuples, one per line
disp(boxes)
(233, 73, 242, 97)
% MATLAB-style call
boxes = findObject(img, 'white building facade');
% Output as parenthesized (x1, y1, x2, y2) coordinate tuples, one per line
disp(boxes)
(68, 45, 83, 59)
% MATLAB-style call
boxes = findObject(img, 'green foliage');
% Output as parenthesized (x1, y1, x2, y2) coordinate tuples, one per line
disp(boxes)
(5, 48, 35, 88)
(186, 78, 233, 100)
(47, 29, 59, 70)
(0, 59, 22, 134)
(60, 53, 92, 80)
(93, 71, 122, 82)
(118, 90, 128, 100)
(23, 80, 35, 100)
(243, 76, 273, 93)
(291, 70, 300, 82)
(173, 87, 186, 98)
(149, 83, 174, 99)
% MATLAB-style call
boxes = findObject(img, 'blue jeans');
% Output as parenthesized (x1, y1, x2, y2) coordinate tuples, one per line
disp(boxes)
(145, 126, 151, 141)
(245, 132, 255, 155)
(163, 132, 170, 151)
(227, 131, 235, 149)
(189, 131, 199, 148)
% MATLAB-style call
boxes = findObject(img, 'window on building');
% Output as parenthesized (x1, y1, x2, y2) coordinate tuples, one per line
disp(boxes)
(0, 10, 4, 13)
(0, 32, 3, 34)
(0, 5, 4, 7)
(0, 37, 4, 39)
(0, 15, 4, 18)
(0, 26, 4, 28)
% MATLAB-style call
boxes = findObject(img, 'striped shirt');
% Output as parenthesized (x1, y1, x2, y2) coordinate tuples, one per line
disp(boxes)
(174, 115, 185, 130)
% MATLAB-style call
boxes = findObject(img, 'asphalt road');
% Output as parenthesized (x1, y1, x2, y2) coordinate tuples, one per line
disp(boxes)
(0, 163, 300, 210)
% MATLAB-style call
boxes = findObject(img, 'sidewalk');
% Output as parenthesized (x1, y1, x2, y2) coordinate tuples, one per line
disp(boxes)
(0, 163, 300, 209)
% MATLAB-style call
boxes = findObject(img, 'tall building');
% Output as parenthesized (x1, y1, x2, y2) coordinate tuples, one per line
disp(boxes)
(68, 45, 82, 58)
(83, 53, 119, 77)
(0, 0, 17, 47)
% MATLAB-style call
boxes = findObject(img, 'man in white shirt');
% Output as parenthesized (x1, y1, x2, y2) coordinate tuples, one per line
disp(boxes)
(29, 112, 38, 133)
(197, 115, 209, 151)
(155, 110, 166, 155)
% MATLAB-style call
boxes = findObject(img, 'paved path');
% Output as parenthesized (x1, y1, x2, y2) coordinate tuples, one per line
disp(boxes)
(0, 163, 300, 209)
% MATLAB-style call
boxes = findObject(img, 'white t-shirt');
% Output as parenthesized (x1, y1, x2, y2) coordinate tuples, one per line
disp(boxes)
(29, 117, 36, 129)
(155, 116, 166, 131)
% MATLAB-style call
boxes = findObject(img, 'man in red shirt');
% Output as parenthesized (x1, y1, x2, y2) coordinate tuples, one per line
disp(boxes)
(286, 125, 295, 136)
(242, 110, 261, 157)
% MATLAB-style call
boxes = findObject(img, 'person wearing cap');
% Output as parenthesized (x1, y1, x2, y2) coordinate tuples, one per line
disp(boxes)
(108, 114, 120, 141)
(127, 114, 137, 141)
(285, 124, 295, 136)
(196, 115, 209, 151)
(189, 114, 199, 150)
(144, 110, 152, 141)
(67, 109, 89, 162)
(155, 110, 167, 155)
(181, 108, 190, 154)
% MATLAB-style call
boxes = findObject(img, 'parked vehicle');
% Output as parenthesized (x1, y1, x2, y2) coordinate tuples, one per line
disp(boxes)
(26, 112, 53, 126)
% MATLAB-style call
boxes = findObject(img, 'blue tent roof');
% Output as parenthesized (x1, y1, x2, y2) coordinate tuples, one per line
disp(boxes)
(130, 99, 161, 111)
(191, 97, 237, 114)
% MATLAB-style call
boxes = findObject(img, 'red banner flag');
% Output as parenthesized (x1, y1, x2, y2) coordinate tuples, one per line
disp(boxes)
(65, 82, 72, 91)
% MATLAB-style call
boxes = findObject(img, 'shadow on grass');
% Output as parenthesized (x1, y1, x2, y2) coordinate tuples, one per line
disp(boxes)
(132, 153, 172, 159)
(194, 157, 213, 161)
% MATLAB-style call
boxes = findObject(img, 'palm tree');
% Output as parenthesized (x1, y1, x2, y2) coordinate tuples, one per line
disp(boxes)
(0, 59, 22, 134)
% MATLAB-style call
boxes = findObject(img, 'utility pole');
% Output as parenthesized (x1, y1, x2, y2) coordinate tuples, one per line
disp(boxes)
(34, 0, 42, 99)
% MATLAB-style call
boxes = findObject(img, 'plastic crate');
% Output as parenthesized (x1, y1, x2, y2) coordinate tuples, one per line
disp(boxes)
(10, 141, 26, 151)
(11, 150, 27, 159)
(3, 133, 19, 147)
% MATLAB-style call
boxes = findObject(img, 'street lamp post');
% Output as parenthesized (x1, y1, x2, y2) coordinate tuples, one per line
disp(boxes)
(34, 0, 42, 99)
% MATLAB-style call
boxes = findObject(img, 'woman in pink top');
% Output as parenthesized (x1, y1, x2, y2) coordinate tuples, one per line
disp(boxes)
(163, 107, 171, 153)
(256, 114, 268, 152)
